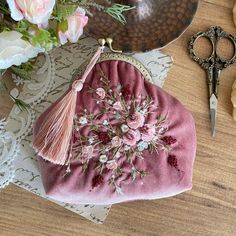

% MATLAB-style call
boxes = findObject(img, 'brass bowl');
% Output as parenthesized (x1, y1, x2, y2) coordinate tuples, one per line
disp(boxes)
(85, 0, 199, 53)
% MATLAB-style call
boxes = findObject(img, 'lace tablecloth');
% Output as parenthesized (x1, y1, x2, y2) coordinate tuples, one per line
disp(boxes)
(0, 37, 173, 223)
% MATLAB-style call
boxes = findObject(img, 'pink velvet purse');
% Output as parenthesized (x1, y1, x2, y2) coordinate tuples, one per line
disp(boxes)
(33, 49, 196, 205)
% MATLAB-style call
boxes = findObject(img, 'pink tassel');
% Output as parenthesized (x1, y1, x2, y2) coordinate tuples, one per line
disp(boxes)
(33, 46, 104, 165)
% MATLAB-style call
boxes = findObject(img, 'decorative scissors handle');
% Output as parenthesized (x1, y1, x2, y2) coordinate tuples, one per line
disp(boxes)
(189, 26, 236, 69)
(189, 26, 236, 97)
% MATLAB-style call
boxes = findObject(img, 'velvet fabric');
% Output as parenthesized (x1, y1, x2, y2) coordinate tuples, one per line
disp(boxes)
(35, 60, 196, 205)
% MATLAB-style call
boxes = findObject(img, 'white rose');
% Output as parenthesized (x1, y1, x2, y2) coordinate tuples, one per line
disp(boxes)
(7, 0, 55, 25)
(0, 31, 42, 69)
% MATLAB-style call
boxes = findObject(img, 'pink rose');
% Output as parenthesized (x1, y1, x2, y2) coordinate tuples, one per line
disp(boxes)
(113, 101, 123, 111)
(127, 112, 145, 129)
(106, 160, 118, 170)
(81, 145, 94, 159)
(58, 7, 88, 44)
(123, 130, 141, 146)
(111, 136, 122, 147)
(95, 88, 106, 99)
(7, 0, 55, 25)
(140, 125, 156, 142)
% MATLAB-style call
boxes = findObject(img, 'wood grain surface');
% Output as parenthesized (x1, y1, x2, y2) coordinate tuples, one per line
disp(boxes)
(1, 1, 236, 235)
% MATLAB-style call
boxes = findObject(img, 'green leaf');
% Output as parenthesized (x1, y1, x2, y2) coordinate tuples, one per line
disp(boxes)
(11, 61, 34, 80)
(56, 3, 77, 22)
(0, 78, 7, 92)
(0, 69, 6, 76)
(58, 19, 68, 33)
(32, 29, 58, 51)
(10, 95, 30, 112)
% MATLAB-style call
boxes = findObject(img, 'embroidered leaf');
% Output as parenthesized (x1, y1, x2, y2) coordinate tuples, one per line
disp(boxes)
(139, 170, 148, 178)
(82, 162, 88, 172)
(131, 168, 137, 181)
(115, 185, 123, 195)
(105, 4, 135, 25)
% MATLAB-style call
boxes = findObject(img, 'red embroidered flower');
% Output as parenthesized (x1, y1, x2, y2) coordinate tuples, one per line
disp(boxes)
(161, 136, 177, 145)
(122, 85, 132, 100)
(168, 155, 178, 169)
(97, 131, 111, 144)
(92, 175, 104, 188)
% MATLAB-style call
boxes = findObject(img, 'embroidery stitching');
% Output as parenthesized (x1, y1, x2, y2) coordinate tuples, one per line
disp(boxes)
(71, 70, 178, 193)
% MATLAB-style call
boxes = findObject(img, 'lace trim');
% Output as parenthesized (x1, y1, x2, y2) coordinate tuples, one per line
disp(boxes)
(0, 53, 55, 188)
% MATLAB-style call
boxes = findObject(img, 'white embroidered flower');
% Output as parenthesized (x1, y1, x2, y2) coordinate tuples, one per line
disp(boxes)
(99, 154, 108, 163)
(89, 137, 94, 144)
(140, 108, 147, 115)
(79, 116, 87, 125)
(106, 160, 118, 170)
(0, 31, 42, 70)
(124, 145, 130, 151)
(137, 141, 149, 152)
(103, 120, 109, 126)
(121, 124, 129, 133)
(108, 99, 113, 105)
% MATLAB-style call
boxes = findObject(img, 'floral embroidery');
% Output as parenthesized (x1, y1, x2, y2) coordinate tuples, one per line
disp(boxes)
(71, 70, 178, 193)
(167, 155, 180, 171)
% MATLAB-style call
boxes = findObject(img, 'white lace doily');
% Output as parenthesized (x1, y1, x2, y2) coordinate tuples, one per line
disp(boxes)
(0, 36, 173, 223)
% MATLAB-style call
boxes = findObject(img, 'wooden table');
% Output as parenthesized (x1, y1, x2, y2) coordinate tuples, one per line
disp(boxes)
(1, 1, 236, 235)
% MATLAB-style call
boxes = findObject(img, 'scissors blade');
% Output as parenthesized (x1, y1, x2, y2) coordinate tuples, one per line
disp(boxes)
(209, 94, 218, 137)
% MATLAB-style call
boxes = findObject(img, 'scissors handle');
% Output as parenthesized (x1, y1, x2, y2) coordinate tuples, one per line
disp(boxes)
(189, 26, 236, 70)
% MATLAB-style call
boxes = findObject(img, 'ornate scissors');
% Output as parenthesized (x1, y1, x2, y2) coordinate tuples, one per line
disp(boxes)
(189, 26, 236, 137)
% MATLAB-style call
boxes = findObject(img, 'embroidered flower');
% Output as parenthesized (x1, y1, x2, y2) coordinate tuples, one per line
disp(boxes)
(167, 155, 179, 171)
(127, 112, 145, 129)
(113, 101, 123, 111)
(162, 136, 177, 145)
(72, 70, 174, 192)
(82, 146, 94, 159)
(111, 136, 122, 147)
(137, 141, 149, 152)
(89, 137, 94, 144)
(99, 154, 108, 163)
(97, 131, 111, 144)
(106, 160, 118, 170)
(115, 152, 121, 158)
(123, 129, 141, 146)
(79, 116, 87, 125)
(103, 120, 109, 126)
(122, 85, 132, 100)
(121, 124, 129, 133)
(140, 125, 156, 142)
(96, 88, 106, 99)
(92, 175, 104, 188)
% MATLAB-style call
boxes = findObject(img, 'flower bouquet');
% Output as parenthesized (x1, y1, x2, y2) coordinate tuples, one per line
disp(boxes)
(0, 0, 134, 107)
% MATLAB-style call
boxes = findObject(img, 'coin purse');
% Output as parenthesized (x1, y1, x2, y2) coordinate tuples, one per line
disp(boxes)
(33, 47, 196, 205)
